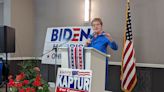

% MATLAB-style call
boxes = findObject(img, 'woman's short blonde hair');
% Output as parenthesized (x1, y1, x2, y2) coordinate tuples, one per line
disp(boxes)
(91, 18, 103, 26)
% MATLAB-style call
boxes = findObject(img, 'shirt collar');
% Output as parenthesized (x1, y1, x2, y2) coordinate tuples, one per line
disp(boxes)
(97, 31, 105, 36)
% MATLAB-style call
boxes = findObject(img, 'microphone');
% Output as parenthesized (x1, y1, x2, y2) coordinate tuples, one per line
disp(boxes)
(102, 32, 106, 36)
(89, 32, 96, 40)
(88, 32, 106, 40)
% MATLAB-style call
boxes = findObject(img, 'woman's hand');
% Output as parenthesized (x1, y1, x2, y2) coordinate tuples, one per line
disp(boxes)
(105, 32, 112, 41)
(85, 39, 91, 46)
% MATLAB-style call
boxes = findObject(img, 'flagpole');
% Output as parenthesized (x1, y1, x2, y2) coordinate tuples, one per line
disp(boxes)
(121, 0, 129, 82)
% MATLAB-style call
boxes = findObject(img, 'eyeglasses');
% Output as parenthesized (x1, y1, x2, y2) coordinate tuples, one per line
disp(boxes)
(91, 23, 101, 27)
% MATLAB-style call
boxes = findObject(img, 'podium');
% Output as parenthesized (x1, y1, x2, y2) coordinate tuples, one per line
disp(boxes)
(59, 47, 110, 92)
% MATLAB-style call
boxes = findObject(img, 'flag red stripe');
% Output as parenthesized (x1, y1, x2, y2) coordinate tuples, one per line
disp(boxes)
(123, 41, 132, 59)
(123, 49, 134, 73)
(123, 62, 135, 86)
(127, 73, 137, 90)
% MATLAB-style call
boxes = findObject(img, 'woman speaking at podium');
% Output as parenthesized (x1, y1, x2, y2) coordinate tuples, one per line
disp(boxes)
(85, 18, 118, 89)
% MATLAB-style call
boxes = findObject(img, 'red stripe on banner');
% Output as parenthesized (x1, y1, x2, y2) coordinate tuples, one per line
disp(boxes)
(123, 49, 133, 73)
(73, 28, 80, 31)
(79, 74, 90, 76)
(74, 47, 77, 69)
(56, 87, 87, 92)
(74, 34, 80, 36)
(79, 72, 90, 73)
(72, 39, 78, 41)
(79, 72, 91, 76)
(79, 47, 82, 69)
(77, 47, 79, 69)
(127, 73, 137, 90)
(123, 62, 135, 86)
(123, 41, 132, 59)
(72, 34, 79, 41)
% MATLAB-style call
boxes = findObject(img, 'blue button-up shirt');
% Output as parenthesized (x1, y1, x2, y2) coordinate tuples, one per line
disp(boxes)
(88, 32, 118, 54)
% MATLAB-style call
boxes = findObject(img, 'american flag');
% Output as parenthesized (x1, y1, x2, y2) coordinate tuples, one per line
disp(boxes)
(121, 0, 137, 91)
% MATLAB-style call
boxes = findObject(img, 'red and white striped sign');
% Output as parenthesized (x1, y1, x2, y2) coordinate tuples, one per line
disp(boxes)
(68, 45, 85, 69)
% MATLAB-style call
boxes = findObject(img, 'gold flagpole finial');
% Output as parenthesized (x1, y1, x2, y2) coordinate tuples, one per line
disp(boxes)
(127, 0, 130, 2)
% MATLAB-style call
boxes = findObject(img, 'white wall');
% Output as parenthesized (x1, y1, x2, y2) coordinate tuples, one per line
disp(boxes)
(0, 2, 3, 57)
(3, 0, 35, 57)
(11, 0, 35, 57)
(0, 3, 3, 25)
(131, 0, 164, 64)
(3, 0, 11, 26)
(34, 0, 86, 56)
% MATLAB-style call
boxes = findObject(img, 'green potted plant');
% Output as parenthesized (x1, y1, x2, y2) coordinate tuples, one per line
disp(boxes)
(8, 60, 49, 92)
